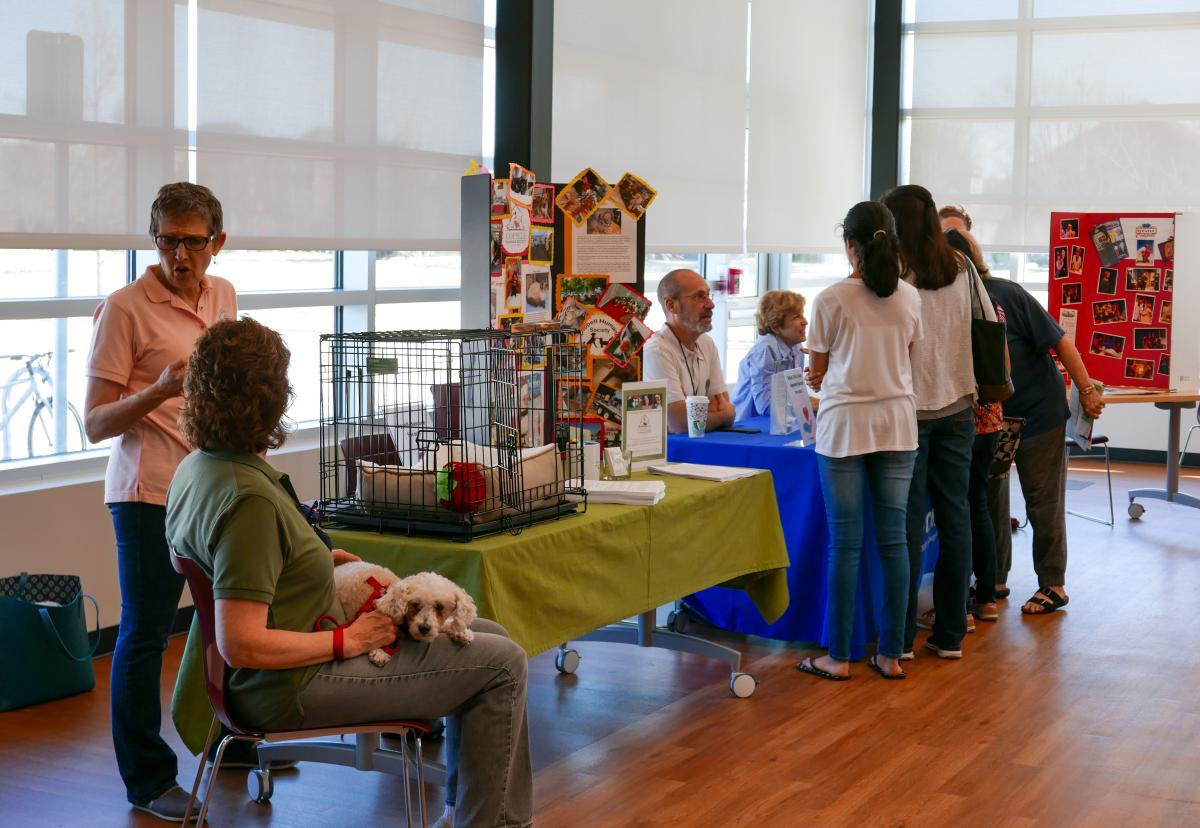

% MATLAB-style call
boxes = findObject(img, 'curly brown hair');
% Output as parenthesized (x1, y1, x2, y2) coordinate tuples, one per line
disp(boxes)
(180, 317, 292, 453)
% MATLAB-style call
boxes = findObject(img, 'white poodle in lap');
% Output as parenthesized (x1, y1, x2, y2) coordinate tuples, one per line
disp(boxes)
(333, 561, 477, 666)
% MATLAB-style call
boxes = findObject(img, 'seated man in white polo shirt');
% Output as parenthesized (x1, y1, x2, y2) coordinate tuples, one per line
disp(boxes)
(642, 268, 736, 434)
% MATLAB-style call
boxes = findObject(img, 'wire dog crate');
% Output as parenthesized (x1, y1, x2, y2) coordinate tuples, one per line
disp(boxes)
(319, 329, 588, 539)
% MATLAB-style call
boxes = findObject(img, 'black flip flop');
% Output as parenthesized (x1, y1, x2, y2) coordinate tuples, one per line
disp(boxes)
(868, 655, 907, 681)
(796, 656, 851, 681)
(1021, 588, 1068, 615)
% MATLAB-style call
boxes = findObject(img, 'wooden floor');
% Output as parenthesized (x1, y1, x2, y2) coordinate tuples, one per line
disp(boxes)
(2, 460, 1198, 827)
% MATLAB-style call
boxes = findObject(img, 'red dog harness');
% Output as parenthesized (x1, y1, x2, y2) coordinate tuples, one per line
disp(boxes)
(313, 575, 399, 658)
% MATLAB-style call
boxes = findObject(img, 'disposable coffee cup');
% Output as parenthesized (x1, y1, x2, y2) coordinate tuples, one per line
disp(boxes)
(582, 441, 601, 480)
(685, 395, 708, 438)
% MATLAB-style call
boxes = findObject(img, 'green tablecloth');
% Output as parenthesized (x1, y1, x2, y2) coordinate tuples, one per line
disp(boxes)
(172, 471, 788, 752)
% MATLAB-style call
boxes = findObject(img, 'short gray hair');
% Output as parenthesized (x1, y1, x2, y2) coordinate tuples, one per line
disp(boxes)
(149, 182, 224, 237)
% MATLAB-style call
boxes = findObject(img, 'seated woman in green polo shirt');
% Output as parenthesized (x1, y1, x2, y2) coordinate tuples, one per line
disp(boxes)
(165, 317, 532, 828)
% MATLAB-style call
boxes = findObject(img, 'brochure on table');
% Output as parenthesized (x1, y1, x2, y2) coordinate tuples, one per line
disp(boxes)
(1047, 211, 1176, 389)
(619, 380, 667, 465)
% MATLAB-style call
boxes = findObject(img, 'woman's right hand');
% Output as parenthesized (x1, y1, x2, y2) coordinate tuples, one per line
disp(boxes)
(154, 358, 188, 400)
(341, 610, 399, 658)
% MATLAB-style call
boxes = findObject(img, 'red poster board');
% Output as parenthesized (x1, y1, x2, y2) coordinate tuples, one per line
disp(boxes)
(1047, 211, 1175, 389)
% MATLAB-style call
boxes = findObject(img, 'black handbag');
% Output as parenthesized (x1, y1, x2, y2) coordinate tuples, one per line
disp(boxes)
(968, 263, 1014, 403)
(0, 572, 100, 711)
(988, 416, 1026, 479)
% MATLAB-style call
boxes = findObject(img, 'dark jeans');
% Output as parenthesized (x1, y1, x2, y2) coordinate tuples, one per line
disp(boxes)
(905, 408, 975, 652)
(816, 450, 917, 661)
(109, 502, 185, 806)
(970, 432, 1000, 604)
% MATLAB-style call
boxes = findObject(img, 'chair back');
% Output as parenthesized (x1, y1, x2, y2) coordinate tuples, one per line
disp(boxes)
(340, 433, 400, 497)
(170, 547, 255, 736)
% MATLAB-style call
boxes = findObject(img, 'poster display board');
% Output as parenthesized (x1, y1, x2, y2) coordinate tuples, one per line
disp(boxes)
(1047, 211, 1176, 389)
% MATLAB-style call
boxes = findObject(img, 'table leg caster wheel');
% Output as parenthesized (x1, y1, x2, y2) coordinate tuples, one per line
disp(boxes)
(248, 767, 273, 803)
(1128, 502, 1146, 520)
(555, 648, 580, 674)
(729, 672, 756, 698)
(666, 610, 687, 633)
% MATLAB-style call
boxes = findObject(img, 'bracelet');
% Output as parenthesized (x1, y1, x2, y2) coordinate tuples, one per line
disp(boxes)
(332, 627, 345, 661)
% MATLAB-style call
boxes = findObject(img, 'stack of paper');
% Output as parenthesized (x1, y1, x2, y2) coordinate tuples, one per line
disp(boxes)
(646, 462, 759, 482)
(585, 480, 667, 506)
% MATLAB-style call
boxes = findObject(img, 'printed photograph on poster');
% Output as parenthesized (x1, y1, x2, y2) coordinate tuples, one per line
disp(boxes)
(588, 381, 623, 424)
(1059, 307, 1078, 342)
(604, 317, 653, 367)
(503, 257, 524, 308)
(1053, 246, 1068, 279)
(1090, 219, 1128, 267)
(556, 379, 588, 416)
(615, 172, 657, 221)
(586, 207, 623, 235)
(1068, 244, 1084, 275)
(1159, 354, 1170, 375)
(501, 204, 530, 256)
(530, 184, 555, 224)
(596, 283, 652, 324)
(1060, 218, 1079, 239)
(490, 280, 504, 323)
(555, 168, 610, 225)
(490, 223, 503, 271)
(1097, 267, 1117, 295)
(529, 228, 553, 264)
(490, 179, 511, 219)
(1126, 267, 1160, 291)
(1133, 293, 1156, 324)
(1126, 358, 1155, 380)
(556, 274, 609, 308)
(619, 380, 667, 462)
(579, 311, 621, 356)
(1120, 218, 1174, 264)
(552, 341, 587, 376)
(497, 312, 523, 331)
(567, 417, 605, 447)
(589, 353, 640, 389)
(519, 333, 548, 371)
(517, 370, 545, 448)
(1164, 269, 1173, 292)
(1061, 283, 1082, 305)
(1089, 332, 1125, 359)
(1159, 299, 1172, 325)
(554, 296, 590, 330)
(1159, 236, 1174, 261)
(603, 422, 622, 448)
(1133, 328, 1167, 350)
(521, 263, 551, 322)
(1135, 239, 1155, 265)
(1092, 299, 1126, 325)
(508, 163, 535, 208)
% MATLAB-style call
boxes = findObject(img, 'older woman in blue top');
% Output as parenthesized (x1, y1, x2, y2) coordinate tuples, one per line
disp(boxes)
(732, 290, 808, 421)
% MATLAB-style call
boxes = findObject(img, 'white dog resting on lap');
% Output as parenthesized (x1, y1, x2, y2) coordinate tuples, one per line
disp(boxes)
(333, 561, 477, 666)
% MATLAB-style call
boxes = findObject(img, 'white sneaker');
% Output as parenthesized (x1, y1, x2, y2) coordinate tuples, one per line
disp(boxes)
(924, 638, 963, 659)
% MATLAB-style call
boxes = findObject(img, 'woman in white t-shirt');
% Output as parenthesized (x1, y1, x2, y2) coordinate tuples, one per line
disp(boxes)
(797, 201, 922, 682)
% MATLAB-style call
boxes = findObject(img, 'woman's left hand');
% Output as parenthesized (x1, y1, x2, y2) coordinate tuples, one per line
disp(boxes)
(332, 548, 361, 567)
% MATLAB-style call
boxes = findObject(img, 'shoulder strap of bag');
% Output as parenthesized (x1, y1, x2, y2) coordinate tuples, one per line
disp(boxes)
(960, 254, 986, 320)
(37, 594, 101, 662)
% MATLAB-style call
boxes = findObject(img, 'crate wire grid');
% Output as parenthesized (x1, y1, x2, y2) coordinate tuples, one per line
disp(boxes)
(319, 329, 587, 538)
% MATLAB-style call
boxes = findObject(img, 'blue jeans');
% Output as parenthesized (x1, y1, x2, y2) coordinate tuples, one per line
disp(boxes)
(109, 502, 185, 805)
(816, 450, 917, 661)
(905, 408, 975, 651)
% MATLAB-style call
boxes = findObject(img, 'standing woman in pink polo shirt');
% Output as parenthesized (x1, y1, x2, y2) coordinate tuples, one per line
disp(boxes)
(84, 183, 237, 821)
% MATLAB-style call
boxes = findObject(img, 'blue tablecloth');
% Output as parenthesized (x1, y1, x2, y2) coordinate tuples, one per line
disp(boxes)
(668, 416, 938, 659)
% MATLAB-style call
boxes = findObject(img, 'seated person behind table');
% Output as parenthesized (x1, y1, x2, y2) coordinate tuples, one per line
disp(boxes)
(165, 318, 532, 828)
(732, 290, 808, 420)
(642, 268, 735, 433)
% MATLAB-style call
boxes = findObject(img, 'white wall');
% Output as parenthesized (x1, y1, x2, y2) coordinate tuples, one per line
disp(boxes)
(0, 443, 320, 630)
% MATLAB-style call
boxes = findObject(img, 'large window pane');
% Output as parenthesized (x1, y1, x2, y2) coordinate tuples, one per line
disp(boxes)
(907, 119, 1015, 195)
(908, 35, 1017, 109)
(0, 317, 97, 464)
(0, 249, 126, 299)
(375, 251, 461, 289)
(241, 306, 333, 427)
(375, 301, 461, 332)
(906, 0, 1018, 23)
(1032, 30, 1200, 107)
(1035, 0, 1200, 16)
(214, 250, 335, 293)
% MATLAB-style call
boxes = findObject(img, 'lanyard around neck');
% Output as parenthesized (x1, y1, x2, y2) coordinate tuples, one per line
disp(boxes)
(676, 334, 701, 397)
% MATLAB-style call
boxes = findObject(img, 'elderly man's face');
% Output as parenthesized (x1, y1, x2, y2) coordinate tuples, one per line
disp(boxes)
(668, 271, 715, 336)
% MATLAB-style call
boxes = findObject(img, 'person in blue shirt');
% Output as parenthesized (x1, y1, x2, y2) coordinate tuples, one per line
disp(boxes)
(732, 290, 808, 420)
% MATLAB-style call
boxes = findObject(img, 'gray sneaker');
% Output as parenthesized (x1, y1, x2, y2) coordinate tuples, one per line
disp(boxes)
(132, 785, 198, 823)
(924, 638, 963, 659)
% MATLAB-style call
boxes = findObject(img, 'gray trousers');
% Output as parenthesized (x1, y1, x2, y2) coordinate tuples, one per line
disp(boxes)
(297, 618, 532, 828)
(987, 423, 1068, 588)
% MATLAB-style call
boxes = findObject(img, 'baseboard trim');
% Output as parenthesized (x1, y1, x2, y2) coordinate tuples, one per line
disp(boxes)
(1079, 448, 1200, 467)
(95, 605, 195, 658)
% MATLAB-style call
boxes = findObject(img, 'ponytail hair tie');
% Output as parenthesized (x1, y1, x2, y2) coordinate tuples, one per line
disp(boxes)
(872, 229, 886, 239)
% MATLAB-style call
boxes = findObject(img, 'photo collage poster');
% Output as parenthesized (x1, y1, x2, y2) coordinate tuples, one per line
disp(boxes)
(485, 166, 658, 447)
(1047, 211, 1176, 389)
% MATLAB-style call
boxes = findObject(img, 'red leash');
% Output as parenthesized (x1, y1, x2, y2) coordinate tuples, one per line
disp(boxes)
(314, 575, 399, 658)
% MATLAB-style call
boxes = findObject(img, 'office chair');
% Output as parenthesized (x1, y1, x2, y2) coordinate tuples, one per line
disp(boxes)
(1065, 434, 1114, 526)
(170, 548, 430, 827)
